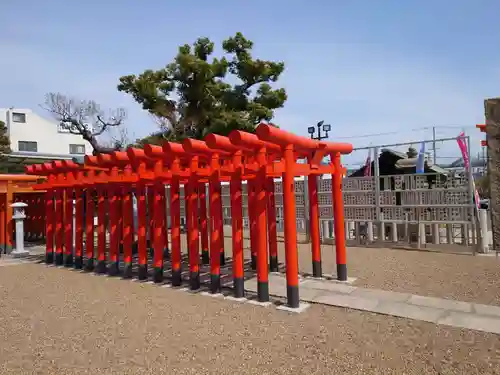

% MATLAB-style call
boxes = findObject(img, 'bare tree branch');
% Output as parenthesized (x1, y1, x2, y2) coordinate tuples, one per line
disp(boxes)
(42, 92, 127, 154)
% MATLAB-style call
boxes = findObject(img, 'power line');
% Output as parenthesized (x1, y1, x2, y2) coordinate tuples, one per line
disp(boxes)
(334, 125, 475, 140)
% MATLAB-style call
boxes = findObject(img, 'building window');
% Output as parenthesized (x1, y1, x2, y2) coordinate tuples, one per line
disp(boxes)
(12, 112, 26, 123)
(69, 144, 85, 154)
(18, 141, 37, 152)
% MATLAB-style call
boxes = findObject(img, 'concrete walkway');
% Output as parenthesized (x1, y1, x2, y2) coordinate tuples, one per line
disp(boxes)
(245, 273, 500, 335)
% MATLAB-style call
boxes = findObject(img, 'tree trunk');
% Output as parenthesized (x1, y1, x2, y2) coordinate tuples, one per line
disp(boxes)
(485, 98, 500, 251)
(84, 133, 117, 155)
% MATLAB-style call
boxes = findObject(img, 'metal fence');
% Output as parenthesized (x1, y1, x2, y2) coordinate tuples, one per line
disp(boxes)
(163, 135, 479, 249)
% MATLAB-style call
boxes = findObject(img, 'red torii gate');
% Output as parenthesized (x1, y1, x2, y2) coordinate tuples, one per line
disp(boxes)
(26, 124, 352, 309)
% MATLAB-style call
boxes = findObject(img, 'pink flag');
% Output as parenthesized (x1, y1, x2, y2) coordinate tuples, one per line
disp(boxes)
(457, 132, 480, 211)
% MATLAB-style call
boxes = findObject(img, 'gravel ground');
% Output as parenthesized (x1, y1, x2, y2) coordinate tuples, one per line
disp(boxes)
(1, 264, 500, 375)
(21, 230, 500, 306)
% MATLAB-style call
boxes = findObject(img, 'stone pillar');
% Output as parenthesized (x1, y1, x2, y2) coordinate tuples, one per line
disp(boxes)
(322, 221, 329, 239)
(11, 202, 29, 258)
(479, 208, 490, 253)
(419, 223, 426, 247)
(391, 222, 398, 242)
(485, 98, 500, 251)
(462, 224, 469, 246)
(433, 224, 440, 245)
(367, 222, 374, 242)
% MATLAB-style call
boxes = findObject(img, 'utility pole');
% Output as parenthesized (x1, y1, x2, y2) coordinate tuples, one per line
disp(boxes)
(432, 126, 437, 164)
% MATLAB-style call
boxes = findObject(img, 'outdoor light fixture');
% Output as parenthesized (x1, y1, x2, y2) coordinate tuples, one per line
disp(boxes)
(308, 120, 331, 141)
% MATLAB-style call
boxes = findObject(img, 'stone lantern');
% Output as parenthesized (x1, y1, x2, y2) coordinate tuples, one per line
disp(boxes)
(11, 202, 29, 258)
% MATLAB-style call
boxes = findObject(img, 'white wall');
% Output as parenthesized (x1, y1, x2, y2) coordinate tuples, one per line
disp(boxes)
(0, 108, 93, 155)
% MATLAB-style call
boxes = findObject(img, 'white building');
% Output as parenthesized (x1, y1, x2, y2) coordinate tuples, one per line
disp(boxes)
(0, 108, 93, 163)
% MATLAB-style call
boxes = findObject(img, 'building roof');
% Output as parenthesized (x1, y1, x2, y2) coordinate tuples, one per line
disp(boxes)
(349, 148, 449, 177)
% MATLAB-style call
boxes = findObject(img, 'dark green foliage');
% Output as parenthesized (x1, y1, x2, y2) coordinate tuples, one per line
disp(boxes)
(406, 147, 418, 158)
(118, 32, 287, 143)
(0, 121, 13, 173)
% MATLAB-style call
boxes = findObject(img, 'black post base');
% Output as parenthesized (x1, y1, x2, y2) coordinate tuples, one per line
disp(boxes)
(45, 252, 54, 264)
(269, 256, 278, 272)
(64, 254, 73, 267)
(286, 284, 300, 309)
(153, 267, 163, 283)
(190, 271, 200, 290)
(55, 253, 63, 266)
(138, 264, 148, 281)
(234, 277, 245, 299)
(96, 260, 107, 274)
(251, 254, 257, 270)
(171, 268, 182, 287)
(257, 281, 270, 302)
(201, 250, 209, 265)
(337, 263, 347, 282)
(85, 258, 94, 272)
(220, 252, 226, 266)
(312, 260, 322, 278)
(108, 262, 120, 276)
(210, 274, 221, 294)
(123, 263, 133, 279)
(74, 256, 83, 270)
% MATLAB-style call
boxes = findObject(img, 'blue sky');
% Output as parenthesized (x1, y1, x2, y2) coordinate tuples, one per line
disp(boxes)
(1, 0, 498, 166)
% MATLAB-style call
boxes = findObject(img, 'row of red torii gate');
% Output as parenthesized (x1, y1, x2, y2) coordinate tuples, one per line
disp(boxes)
(26, 123, 353, 309)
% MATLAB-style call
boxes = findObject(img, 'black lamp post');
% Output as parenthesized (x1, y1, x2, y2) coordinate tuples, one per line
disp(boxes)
(307, 120, 331, 141)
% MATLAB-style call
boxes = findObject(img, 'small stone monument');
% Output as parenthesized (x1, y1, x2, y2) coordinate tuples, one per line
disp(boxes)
(11, 202, 30, 258)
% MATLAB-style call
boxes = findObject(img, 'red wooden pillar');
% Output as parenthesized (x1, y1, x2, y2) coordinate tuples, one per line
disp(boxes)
(248, 179, 257, 270)
(122, 186, 134, 278)
(96, 187, 107, 274)
(267, 177, 278, 272)
(54, 189, 64, 265)
(283, 145, 300, 308)
(0, 194, 6, 255)
(74, 188, 84, 269)
(152, 183, 165, 283)
(255, 148, 269, 302)
(148, 186, 155, 251)
(31, 195, 38, 239)
(117, 189, 124, 255)
(230, 152, 244, 297)
(108, 186, 120, 276)
(6, 182, 13, 254)
(170, 179, 182, 286)
(24, 195, 32, 240)
(332, 153, 347, 281)
(217, 182, 225, 266)
(160, 185, 169, 259)
(45, 190, 54, 263)
(308, 175, 322, 277)
(38, 194, 45, 240)
(85, 188, 95, 271)
(187, 180, 200, 290)
(63, 188, 74, 267)
(209, 165, 221, 293)
(199, 182, 209, 265)
(136, 184, 148, 280)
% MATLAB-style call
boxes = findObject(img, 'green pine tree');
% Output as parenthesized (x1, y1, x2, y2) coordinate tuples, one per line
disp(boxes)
(118, 32, 287, 144)
(0, 121, 12, 173)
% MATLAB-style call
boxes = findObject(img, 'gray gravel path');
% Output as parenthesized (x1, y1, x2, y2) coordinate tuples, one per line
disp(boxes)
(1, 264, 500, 374)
